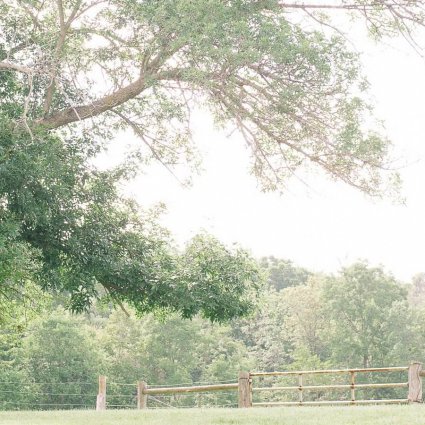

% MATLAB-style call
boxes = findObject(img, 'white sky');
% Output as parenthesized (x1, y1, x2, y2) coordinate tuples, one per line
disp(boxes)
(102, 23, 425, 283)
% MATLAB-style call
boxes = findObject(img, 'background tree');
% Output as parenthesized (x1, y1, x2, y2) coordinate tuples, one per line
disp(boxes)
(20, 309, 104, 409)
(98, 309, 253, 407)
(408, 273, 425, 307)
(282, 276, 329, 360)
(323, 262, 409, 368)
(231, 289, 294, 371)
(1, 260, 425, 410)
(260, 257, 311, 291)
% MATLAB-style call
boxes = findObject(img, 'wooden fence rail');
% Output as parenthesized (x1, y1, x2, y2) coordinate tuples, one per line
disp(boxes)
(253, 383, 409, 391)
(142, 383, 239, 395)
(249, 366, 409, 376)
(95, 361, 423, 410)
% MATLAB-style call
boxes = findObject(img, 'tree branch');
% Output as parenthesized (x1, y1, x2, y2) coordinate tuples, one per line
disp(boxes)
(43, 0, 83, 116)
(111, 109, 187, 186)
(36, 44, 186, 130)
(17, 0, 42, 30)
(279, 2, 377, 10)
(0, 61, 33, 74)
(36, 74, 147, 129)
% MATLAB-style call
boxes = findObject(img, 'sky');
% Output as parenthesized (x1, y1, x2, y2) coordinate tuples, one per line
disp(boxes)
(101, 19, 425, 283)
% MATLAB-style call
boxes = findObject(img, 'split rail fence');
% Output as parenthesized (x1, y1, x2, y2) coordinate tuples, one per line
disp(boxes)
(96, 361, 424, 410)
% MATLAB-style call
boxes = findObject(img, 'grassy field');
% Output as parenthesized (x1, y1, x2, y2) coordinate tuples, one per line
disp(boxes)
(0, 405, 424, 425)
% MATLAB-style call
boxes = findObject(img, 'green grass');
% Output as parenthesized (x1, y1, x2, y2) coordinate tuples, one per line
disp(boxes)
(1, 405, 424, 425)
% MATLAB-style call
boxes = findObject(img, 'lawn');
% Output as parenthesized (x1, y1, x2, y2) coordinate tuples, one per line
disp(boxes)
(0, 405, 424, 425)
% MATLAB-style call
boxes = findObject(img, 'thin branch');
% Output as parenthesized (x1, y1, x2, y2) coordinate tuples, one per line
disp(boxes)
(73, 0, 108, 20)
(4, 41, 30, 59)
(21, 72, 35, 139)
(103, 285, 130, 317)
(43, 0, 83, 115)
(111, 109, 188, 187)
(16, 0, 41, 30)
(301, 7, 358, 49)
(57, 0, 65, 28)
(71, 28, 129, 48)
(279, 2, 378, 10)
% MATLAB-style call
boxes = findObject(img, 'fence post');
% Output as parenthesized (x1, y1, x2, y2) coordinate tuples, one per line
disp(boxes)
(137, 381, 148, 409)
(350, 371, 356, 402)
(96, 375, 107, 411)
(408, 362, 422, 403)
(238, 371, 252, 408)
(298, 374, 303, 403)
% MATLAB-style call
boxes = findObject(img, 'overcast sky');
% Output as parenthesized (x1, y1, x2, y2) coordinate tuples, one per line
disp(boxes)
(101, 23, 425, 283)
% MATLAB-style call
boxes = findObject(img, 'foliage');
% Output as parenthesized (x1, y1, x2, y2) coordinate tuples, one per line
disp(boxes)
(409, 273, 425, 307)
(1, 260, 425, 410)
(231, 289, 293, 372)
(20, 309, 103, 408)
(0, 120, 263, 319)
(100, 311, 199, 386)
(0, 365, 31, 410)
(0, 216, 44, 325)
(1, 0, 424, 318)
(323, 262, 409, 368)
(1, 0, 421, 195)
(260, 257, 311, 291)
(282, 276, 329, 360)
(98, 310, 252, 407)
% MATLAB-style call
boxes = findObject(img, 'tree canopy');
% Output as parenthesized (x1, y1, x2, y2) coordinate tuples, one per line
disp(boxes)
(323, 262, 409, 368)
(2, 0, 424, 193)
(1, 0, 425, 318)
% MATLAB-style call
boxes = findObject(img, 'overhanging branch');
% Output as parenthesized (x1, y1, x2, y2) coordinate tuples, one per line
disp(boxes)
(36, 75, 147, 129)
(0, 61, 33, 74)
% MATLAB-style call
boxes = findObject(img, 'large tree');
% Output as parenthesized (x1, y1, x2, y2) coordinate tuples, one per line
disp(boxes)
(1, 0, 424, 317)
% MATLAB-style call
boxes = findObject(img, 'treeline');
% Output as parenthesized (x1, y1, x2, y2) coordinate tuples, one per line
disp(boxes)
(1, 259, 424, 409)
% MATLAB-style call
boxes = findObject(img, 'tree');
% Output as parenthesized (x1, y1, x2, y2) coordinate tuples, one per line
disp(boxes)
(20, 309, 104, 409)
(98, 310, 252, 408)
(260, 256, 312, 291)
(231, 289, 294, 371)
(282, 275, 329, 360)
(0, 217, 45, 324)
(323, 262, 409, 368)
(100, 310, 201, 387)
(1, 0, 423, 317)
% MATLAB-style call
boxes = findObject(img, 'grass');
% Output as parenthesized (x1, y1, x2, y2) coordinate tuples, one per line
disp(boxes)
(0, 405, 424, 425)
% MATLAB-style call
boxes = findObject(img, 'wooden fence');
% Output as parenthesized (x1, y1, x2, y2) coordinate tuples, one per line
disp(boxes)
(96, 361, 424, 410)
(249, 364, 422, 407)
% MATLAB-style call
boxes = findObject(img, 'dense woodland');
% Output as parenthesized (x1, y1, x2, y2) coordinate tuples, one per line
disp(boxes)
(1, 258, 424, 410)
